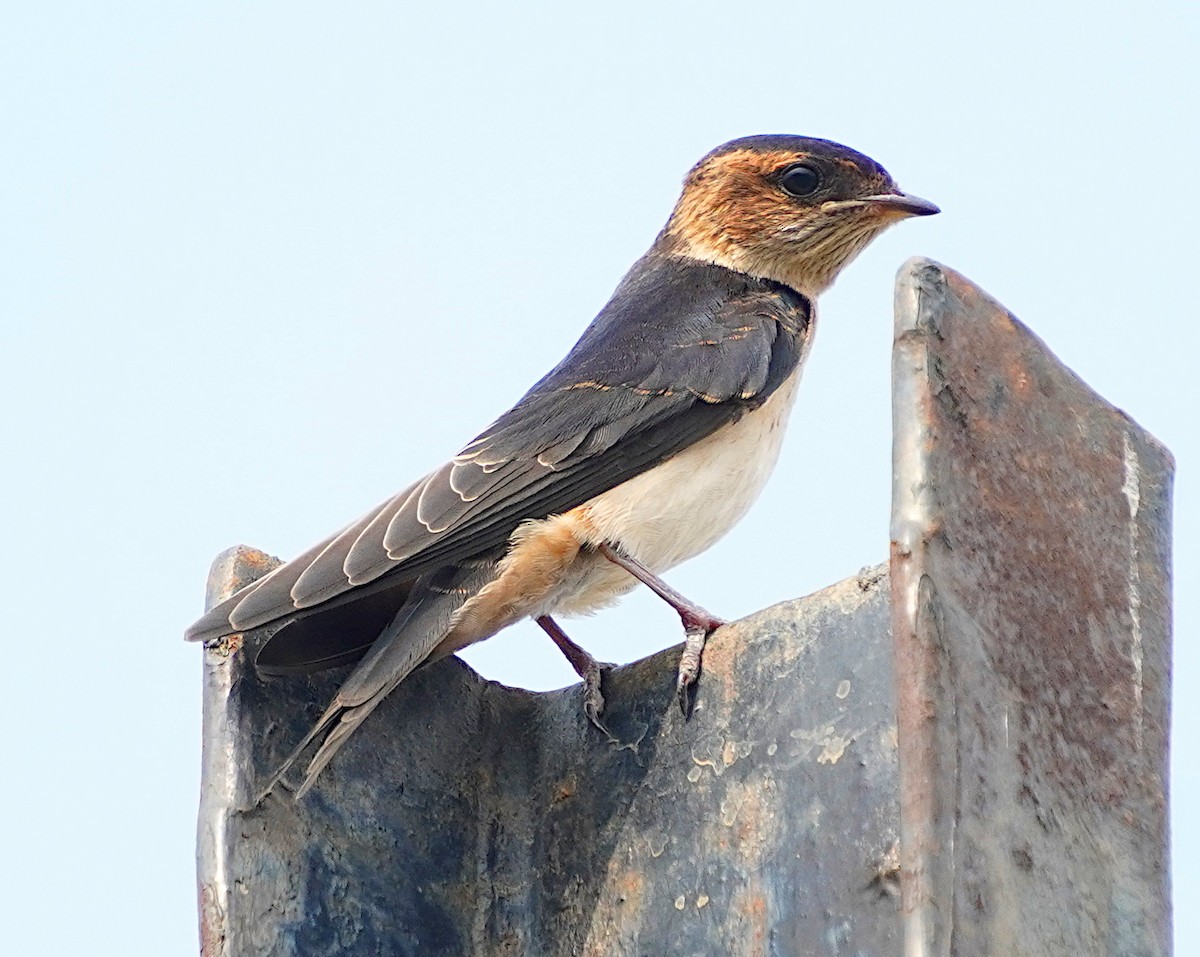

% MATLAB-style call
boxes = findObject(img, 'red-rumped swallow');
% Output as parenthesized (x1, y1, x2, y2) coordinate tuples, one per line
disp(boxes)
(187, 135, 938, 798)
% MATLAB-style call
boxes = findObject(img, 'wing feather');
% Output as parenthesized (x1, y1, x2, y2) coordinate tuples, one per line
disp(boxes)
(185, 255, 811, 650)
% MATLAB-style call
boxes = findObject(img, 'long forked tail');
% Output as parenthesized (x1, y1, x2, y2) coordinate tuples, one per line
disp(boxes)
(257, 557, 498, 803)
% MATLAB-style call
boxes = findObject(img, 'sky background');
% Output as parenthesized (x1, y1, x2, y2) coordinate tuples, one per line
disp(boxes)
(3, 1, 1196, 953)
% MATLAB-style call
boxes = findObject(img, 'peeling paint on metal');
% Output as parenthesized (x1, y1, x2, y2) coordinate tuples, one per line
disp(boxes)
(817, 734, 851, 765)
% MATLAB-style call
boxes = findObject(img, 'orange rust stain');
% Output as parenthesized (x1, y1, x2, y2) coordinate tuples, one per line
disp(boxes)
(552, 775, 577, 804)
(744, 893, 767, 920)
(732, 885, 769, 949)
(222, 547, 281, 594)
(198, 883, 224, 957)
(735, 815, 759, 844)
(242, 550, 277, 574)
(618, 870, 644, 897)
(691, 621, 740, 715)
(206, 632, 243, 660)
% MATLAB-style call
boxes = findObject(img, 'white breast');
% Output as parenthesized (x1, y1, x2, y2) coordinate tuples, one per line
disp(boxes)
(538, 365, 806, 620)
(583, 367, 804, 571)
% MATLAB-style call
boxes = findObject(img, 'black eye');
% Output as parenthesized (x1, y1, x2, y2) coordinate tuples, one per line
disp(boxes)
(779, 163, 821, 197)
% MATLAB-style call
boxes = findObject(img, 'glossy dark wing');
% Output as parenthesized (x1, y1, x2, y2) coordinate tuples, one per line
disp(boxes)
(186, 254, 811, 645)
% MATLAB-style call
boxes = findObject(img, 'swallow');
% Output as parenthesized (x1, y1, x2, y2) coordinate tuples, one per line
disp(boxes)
(187, 134, 938, 799)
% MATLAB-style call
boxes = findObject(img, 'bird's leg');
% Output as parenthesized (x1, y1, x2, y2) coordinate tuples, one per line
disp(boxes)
(536, 615, 611, 731)
(597, 542, 725, 715)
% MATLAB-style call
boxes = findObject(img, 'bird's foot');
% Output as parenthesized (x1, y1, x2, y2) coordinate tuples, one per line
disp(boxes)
(594, 543, 725, 717)
(675, 617, 723, 717)
(537, 614, 616, 734)
(581, 658, 616, 733)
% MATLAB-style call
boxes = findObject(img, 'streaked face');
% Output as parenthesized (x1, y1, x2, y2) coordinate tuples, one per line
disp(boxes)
(667, 136, 937, 296)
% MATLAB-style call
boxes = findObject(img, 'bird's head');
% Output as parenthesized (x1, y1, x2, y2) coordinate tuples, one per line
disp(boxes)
(662, 135, 938, 297)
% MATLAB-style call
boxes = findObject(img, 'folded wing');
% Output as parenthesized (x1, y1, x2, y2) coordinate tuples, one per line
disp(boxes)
(185, 258, 811, 659)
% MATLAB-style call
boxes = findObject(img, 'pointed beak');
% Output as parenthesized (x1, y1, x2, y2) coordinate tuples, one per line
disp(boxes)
(861, 192, 940, 217)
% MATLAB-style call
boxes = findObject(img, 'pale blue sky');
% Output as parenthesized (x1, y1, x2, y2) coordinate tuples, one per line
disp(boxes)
(3, 2, 1195, 952)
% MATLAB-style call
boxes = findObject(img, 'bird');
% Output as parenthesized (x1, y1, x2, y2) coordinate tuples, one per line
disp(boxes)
(186, 134, 938, 799)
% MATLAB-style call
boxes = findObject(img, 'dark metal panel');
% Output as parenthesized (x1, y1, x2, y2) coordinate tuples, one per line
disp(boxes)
(197, 557, 901, 956)
(890, 258, 1173, 956)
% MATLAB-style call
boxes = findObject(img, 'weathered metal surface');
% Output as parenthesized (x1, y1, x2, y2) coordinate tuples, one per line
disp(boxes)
(890, 258, 1173, 956)
(197, 544, 284, 957)
(197, 559, 901, 956)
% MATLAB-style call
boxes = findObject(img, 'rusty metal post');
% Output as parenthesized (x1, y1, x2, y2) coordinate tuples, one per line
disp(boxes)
(194, 260, 1172, 955)
(196, 559, 902, 955)
(197, 545, 286, 957)
(890, 258, 1173, 956)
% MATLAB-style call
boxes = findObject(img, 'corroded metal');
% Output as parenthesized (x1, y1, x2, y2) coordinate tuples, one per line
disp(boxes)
(197, 545, 284, 957)
(890, 258, 1173, 956)
(197, 559, 901, 956)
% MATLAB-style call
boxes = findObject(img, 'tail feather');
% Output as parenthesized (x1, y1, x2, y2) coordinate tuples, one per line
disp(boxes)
(294, 701, 385, 800)
(257, 556, 498, 803)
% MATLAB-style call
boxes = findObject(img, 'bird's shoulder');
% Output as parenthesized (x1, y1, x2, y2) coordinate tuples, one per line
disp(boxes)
(541, 250, 811, 390)
(473, 252, 812, 459)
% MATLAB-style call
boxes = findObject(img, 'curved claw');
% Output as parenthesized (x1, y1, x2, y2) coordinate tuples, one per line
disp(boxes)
(677, 671, 698, 717)
(582, 660, 620, 737)
(537, 614, 614, 734)
(675, 626, 710, 719)
(583, 664, 607, 728)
